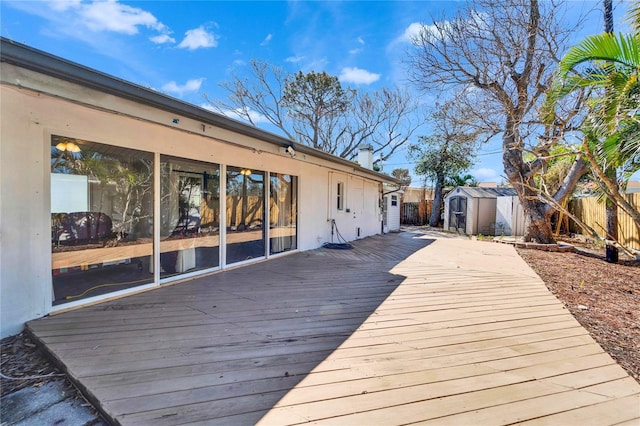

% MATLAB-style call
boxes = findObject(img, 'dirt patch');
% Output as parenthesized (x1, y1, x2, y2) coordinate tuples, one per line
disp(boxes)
(1, 332, 65, 397)
(1, 332, 106, 424)
(517, 245, 640, 383)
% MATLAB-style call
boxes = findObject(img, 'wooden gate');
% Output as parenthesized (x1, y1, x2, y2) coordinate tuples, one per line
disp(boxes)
(401, 201, 433, 225)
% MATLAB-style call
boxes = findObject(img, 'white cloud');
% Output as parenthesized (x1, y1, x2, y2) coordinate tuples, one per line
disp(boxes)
(349, 48, 363, 55)
(398, 22, 425, 43)
(472, 167, 501, 182)
(178, 26, 217, 50)
(356, 36, 365, 45)
(162, 78, 204, 96)
(397, 16, 476, 45)
(150, 34, 175, 44)
(339, 67, 380, 85)
(78, 0, 165, 35)
(37, 0, 174, 44)
(45, 0, 82, 12)
(285, 56, 305, 63)
(260, 33, 272, 46)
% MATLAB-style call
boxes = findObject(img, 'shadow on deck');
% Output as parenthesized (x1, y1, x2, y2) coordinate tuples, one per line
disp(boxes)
(27, 232, 433, 425)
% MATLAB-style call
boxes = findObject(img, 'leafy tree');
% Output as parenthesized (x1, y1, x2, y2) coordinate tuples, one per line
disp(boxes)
(391, 168, 412, 189)
(410, 97, 481, 226)
(407, 0, 589, 243)
(281, 71, 354, 151)
(446, 174, 479, 188)
(210, 60, 422, 161)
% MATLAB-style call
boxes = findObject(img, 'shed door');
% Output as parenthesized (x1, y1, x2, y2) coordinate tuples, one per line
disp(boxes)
(448, 196, 467, 233)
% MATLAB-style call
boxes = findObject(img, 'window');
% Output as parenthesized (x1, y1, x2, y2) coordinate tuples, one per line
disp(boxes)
(50, 136, 154, 304)
(391, 195, 398, 206)
(337, 182, 344, 211)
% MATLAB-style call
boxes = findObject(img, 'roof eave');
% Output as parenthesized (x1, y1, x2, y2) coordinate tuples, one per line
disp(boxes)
(0, 37, 396, 184)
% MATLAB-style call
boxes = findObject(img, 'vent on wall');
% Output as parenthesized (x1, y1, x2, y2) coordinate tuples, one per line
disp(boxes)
(357, 227, 361, 237)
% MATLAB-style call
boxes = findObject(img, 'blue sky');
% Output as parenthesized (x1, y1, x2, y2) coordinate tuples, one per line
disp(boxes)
(0, 0, 630, 185)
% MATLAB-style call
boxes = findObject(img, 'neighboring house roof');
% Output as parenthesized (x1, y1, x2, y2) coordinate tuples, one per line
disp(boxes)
(0, 37, 396, 185)
(448, 186, 517, 198)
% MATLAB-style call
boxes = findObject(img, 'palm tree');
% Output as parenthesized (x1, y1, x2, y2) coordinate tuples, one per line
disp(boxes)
(446, 173, 479, 188)
(545, 10, 640, 247)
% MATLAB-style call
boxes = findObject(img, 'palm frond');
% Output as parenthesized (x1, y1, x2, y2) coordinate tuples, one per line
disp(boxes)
(558, 33, 640, 77)
(627, 1, 640, 35)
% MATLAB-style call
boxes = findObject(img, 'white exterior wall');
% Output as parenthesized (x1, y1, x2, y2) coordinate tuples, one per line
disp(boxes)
(476, 198, 498, 235)
(496, 196, 525, 236)
(443, 196, 450, 230)
(466, 197, 478, 235)
(0, 63, 386, 337)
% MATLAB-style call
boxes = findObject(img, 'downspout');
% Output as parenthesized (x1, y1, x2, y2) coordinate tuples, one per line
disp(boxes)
(327, 171, 333, 222)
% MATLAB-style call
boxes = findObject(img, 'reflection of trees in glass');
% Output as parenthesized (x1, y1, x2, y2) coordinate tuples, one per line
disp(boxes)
(160, 160, 220, 237)
(51, 137, 153, 239)
(270, 174, 296, 227)
(227, 169, 264, 230)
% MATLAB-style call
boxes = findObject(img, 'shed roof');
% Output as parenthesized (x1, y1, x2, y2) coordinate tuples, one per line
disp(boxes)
(0, 37, 396, 185)
(449, 186, 517, 198)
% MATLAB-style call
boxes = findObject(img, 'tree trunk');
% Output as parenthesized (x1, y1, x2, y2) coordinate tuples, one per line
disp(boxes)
(502, 122, 556, 244)
(605, 173, 619, 262)
(430, 174, 445, 227)
(522, 199, 555, 243)
(603, 0, 619, 262)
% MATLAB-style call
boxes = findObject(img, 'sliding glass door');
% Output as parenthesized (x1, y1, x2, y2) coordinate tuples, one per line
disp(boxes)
(226, 167, 265, 264)
(50, 136, 154, 304)
(160, 156, 220, 278)
(270, 173, 297, 254)
(51, 135, 298, 305)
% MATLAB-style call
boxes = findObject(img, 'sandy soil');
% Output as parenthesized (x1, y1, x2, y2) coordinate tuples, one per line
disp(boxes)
(517, 244, 640, 383)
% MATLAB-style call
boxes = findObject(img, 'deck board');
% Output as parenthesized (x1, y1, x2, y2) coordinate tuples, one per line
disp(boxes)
(27, 231, 640, 425)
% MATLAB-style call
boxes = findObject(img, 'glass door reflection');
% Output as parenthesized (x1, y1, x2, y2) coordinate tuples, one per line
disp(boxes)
(270, 173, 297, 254)
(160, 156, 220, 277)
(226, 167, 265, 264)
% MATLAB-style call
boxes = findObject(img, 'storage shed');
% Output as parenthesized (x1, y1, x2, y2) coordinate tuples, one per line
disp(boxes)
(444, 187, 518, 235)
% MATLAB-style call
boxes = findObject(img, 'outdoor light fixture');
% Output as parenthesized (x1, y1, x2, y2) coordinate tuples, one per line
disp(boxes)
(240, 168, 252, 176)
(280, 144, 296, 158)
(55, 141, 81, 152)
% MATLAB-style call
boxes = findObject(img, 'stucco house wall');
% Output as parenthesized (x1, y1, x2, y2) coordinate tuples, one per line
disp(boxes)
(0, 39, 395, 338)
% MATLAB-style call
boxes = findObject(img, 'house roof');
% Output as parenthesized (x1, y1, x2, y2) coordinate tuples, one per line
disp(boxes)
(449, 186, 517, 198)
(0, 37, 396, 185)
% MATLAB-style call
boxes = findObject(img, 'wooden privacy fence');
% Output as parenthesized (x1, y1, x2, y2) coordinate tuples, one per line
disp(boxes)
(570, 193, 640, 251)
(401, 200, 433, 225)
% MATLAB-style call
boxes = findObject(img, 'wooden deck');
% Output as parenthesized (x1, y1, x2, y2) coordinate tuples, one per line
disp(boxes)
(27, 231, 640, 425)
